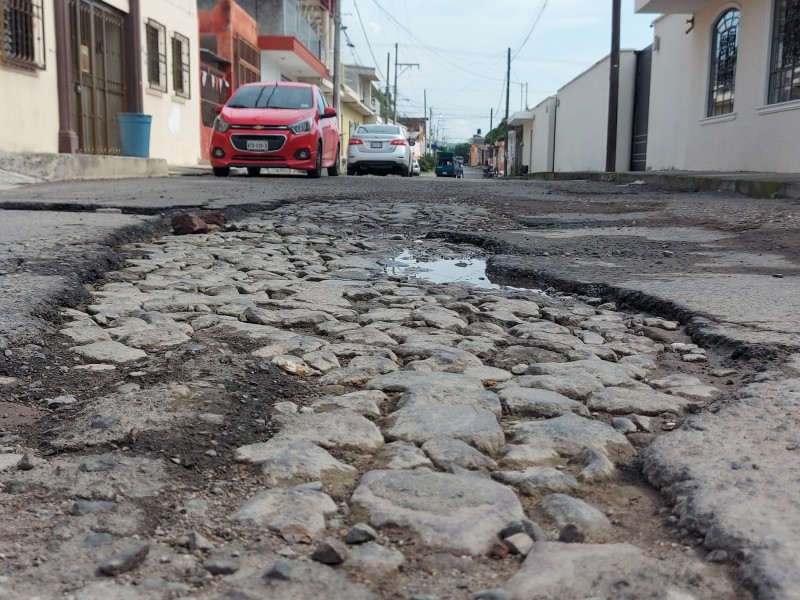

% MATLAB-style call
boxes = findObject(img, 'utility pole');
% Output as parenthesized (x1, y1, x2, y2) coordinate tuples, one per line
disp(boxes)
(429, 107, 433, 153)
(504, 47, 511, 176)
(385, 53, 390, 121)
(423, 90, 427, 155)
(606, 0, 621, 172)
(332, 0, 341, 121)
(392, 43, 419, 123)
(490, 108, 493, 132)
(393, 44, 398, 123)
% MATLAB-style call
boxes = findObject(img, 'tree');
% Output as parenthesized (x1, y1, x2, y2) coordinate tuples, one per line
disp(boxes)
(453, 142, 471, 159)
(372, 88, 393, 121)
(484, 118, 507, 146)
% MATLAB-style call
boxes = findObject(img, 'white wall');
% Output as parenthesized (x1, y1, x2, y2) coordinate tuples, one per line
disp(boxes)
(553, 51, 637, 171)
(646, 14, 694, 170)
(0, 1, 59, 153)
(260, 56, 282, 82)
(140, 0, 201, 165)
(648, 0, 800, 172)
(532, 97, 557, 172)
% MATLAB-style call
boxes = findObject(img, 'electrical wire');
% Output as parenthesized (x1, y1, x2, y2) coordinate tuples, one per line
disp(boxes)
(352, 0, 386, 82)
(512, 0, 549, 61)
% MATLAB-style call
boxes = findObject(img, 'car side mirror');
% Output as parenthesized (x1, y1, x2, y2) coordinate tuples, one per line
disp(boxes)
(323, 106, 337, 118)
(408, 140, 415, 146)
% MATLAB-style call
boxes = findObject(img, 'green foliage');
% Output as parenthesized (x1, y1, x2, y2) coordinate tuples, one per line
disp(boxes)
(371, 88, 393, 119)
(418, 154, 435, 172)
(452, 142, 471, 159)
(484, 118, 507, 146)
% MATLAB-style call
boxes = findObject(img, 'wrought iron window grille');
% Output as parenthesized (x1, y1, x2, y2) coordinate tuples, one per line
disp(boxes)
(0, 0, 45, 70)
(707, 9, 740, 117)
(769, 0, 800, 104)
(146, 18, 166, 92)
(172, 31, 190, 99)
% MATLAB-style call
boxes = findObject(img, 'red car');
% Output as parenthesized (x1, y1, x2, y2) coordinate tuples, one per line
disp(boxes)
(209, 81, 340, 178)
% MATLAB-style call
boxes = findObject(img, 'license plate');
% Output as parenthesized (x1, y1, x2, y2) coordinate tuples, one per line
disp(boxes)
(370, 141, 382, 148)
(247, 140, 269, 151)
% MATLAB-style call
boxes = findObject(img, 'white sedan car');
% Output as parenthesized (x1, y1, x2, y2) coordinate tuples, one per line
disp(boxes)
(347, 124, 414, 177)
(412, 159, 421, 176)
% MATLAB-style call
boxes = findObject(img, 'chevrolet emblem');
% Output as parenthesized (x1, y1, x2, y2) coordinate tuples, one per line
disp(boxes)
(254, 125, 264, 130)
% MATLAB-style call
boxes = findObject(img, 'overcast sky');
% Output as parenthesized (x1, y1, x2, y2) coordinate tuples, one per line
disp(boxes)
(340, 0, 658, 143)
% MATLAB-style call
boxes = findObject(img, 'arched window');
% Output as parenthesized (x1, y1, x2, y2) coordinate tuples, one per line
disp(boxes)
(708, 9, 741, 116)
(768, 0, 800, 104)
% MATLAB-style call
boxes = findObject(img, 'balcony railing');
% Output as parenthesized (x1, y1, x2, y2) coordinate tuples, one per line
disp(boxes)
(267, 0, 323, 62)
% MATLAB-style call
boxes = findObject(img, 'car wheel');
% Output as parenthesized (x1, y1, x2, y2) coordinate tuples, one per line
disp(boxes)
(306, 143, 322, 178)
(246, 167, 261, 177)
(212, 167, 230, 177)
(347, 166, 356, 176)
(327, 146, 340, 176)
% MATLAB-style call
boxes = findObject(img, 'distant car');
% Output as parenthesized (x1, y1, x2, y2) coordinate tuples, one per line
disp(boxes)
(435, 152, 463, 178)
(209, 81, 340, 178)
(347, 124, 414, 176)
(412, 159, 420, 176)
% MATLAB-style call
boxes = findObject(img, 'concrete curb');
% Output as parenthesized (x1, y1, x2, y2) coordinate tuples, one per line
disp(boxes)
(0, 151, 168, 182)
(529, 170, 800, 200)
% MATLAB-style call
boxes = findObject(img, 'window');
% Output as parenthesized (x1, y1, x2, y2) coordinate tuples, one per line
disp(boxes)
(769, 0, 800, 104)
(708, 9, 740, 117)
(145, 19, 166, 92)
(227, 85, 312, 110)
(234, 35, 260, 88)
(0, 0, 45, 70)
(316, 88, 327, 116)
(171, 32, 190, 98)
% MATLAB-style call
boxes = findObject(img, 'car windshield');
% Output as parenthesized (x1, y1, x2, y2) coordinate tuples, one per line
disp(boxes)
(356, 125, 401, 135)
(227, 85, 313, 110)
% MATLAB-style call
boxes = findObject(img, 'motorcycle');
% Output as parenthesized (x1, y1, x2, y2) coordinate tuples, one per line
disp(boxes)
(482, 166, 497, 178)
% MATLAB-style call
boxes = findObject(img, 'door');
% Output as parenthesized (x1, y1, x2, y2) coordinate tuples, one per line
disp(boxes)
(630, 45, 652, 171)
(69, 0, 125, 155)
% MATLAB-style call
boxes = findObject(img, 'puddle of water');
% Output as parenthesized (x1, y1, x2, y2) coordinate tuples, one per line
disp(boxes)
(385, 249, 525, 290)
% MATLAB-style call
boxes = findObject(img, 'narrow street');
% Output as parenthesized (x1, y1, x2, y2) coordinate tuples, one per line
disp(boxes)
(1, 170, 799, 599)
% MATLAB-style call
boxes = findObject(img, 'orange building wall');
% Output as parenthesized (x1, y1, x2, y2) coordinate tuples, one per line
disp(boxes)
(198, 0, 259, 159)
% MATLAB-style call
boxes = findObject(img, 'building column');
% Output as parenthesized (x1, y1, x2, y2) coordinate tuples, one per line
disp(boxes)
(124, 0, 143, 112)
(55, 0, 78, 153)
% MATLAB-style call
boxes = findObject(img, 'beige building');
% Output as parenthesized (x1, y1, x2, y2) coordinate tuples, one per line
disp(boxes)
(0, 0, 200, 165)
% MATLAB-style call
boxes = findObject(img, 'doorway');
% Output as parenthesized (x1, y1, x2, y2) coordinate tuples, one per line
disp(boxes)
(69, 0, 126, 154)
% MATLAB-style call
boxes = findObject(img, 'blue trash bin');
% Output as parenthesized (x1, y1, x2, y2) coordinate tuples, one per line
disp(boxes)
(118, 113, 152, 158)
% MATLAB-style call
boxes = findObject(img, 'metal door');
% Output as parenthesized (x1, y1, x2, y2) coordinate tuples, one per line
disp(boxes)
(69, 0, 125, 155)
(630, 45, 652, 172)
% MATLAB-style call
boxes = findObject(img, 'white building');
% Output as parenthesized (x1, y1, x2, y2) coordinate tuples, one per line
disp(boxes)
(508, 52, 638, 173)
(553, 51, 638, 172)
(637, 0, 800, 173)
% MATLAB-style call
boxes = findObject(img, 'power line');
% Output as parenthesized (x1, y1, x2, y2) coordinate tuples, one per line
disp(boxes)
(512, 0, 549, 61)
(352, 0, 386, 82)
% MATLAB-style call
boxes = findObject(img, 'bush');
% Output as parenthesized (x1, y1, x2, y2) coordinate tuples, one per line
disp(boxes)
(418, 155, 435, 172)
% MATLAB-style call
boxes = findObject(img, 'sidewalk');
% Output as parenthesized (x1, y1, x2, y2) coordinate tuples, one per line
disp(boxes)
(533, 169, 800, 200)
(0, 151, 168, 189)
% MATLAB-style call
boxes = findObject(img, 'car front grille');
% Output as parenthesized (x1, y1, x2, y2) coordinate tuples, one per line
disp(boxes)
(230, 134, 286, 152)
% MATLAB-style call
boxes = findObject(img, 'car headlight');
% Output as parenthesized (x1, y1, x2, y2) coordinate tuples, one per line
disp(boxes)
(213, 116, 230, 133)
(289, 118, 313, 134)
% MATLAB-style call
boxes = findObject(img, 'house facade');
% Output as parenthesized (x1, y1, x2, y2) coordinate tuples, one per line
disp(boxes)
(637, 0, 800, 173)
(197, 0, 260, 160)
(341, 64, 379, 149)
(0, 0, 200, 165)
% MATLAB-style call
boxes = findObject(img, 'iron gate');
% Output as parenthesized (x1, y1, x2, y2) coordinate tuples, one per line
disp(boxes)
(69, 0, 125, 155)
(630, 45, 652, 172)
